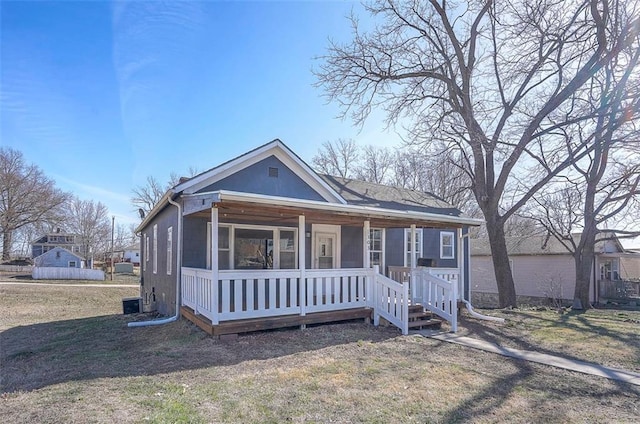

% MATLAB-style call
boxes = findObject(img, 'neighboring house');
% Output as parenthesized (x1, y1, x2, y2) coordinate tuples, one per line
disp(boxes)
(123, 244, 141, 266)
(31, 231, 84, 259)
(137, 139, 482, 335)
(470, 234, 640, 307)
(33, 246, 85, 268)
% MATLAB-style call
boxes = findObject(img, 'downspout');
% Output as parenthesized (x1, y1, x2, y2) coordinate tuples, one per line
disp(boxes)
(129, 192, 182, 328)
(460, 231, 505, 324)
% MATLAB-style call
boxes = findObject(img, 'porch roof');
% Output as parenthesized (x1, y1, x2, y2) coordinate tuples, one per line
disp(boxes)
(184, 190, 483, 228)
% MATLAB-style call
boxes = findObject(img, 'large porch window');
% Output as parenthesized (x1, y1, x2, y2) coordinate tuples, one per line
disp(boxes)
(234, 228, 273, 269)
(207, 223, 297, 270)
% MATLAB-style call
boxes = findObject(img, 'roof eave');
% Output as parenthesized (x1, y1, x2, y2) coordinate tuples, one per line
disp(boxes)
(135, 190, 178, 233)
(211, 190, 483, 227)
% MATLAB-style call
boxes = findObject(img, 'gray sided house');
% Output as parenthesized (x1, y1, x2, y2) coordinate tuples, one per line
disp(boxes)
(136, 140, 481, 335)
(31, 231, 84, 259)
(34, 246, 85, 268)
(470, 234, 640, 307)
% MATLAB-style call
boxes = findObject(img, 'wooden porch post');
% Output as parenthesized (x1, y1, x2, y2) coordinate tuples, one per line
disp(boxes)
(410, 224, 417, 270)
(299, 215, 306, 319)
(211, 205, 219, 325)
(363, 220, 370, 269)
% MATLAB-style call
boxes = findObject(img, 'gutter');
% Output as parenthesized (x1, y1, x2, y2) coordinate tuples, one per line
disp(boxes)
(461, 299, 505, 324)
(128, 192, 182, 328)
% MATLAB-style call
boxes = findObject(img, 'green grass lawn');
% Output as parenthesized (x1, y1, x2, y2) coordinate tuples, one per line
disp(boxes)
(1, 285, 638, 423)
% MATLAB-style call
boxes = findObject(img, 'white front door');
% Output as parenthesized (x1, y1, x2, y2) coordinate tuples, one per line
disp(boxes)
(316, 233, 335, 269)
(312, 224, 341, 269)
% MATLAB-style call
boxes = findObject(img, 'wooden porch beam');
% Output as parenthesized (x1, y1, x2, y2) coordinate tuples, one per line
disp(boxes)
(187, 203, 463, 229)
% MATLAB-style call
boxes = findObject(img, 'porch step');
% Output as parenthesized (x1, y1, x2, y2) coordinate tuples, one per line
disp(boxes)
(407, 304, 442, 330)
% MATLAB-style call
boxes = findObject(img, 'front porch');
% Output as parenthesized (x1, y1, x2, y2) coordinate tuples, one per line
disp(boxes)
(180, 266, 460, 335)
(176, 187, 474, 336)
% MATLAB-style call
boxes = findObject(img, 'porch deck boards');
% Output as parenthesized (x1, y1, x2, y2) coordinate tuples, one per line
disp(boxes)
(180, 305, 373, 336)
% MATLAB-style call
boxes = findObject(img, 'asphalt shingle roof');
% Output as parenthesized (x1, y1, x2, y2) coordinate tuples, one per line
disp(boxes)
(320, 175, 464, 217)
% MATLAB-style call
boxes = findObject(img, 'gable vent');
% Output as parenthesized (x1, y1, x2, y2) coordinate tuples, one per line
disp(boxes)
(268, 167, 279, 178)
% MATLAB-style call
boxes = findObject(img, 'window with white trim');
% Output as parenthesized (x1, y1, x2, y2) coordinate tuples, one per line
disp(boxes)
(167, 227, 173, 275)
(404, 228, 423, 267)
(369, 228, 384, 269)
(440, 231, 455, 259)
(68, 261, 77, 268)
(152, 224, 158, 274)
(144, 234, 149, 271)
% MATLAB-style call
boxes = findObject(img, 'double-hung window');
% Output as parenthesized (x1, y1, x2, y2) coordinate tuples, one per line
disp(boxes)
(440, 231, 455, 259)
(369, 228, 384, 269)
(404, 228, 423, 267)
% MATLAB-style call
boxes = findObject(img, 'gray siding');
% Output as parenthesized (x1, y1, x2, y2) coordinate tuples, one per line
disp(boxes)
(140, 204, 179, 316)
(34, 247, 83, 268)
(385, 227, 462, 270)
(197, 156, 326, 202)
(341, 226, 363, 268)
(423, 228, 458, 268)
(385, 228, 405, 270)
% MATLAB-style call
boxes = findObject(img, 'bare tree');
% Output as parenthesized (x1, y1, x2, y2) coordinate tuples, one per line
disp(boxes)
(113, 223, 137, 251)
(131, 176, 165, 216)
(132, 167, 201, 216)
(315, 0, 640, 307)
(355, 145, 394, 184)
(312, 139, 359, 178)
(66, 197, 111, 259)
(0, 148, 69, 260)
(526, 42, 640, 308)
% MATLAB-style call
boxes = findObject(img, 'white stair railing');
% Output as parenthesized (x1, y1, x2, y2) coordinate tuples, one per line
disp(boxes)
(411, 268, 458, 332)
(373, 266, 409, 335)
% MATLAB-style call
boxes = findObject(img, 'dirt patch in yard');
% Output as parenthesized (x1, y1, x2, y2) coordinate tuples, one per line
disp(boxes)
(1, 285, 639, 423)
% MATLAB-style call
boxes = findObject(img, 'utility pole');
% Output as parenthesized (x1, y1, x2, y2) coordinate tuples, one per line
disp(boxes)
(111, 215, 115, 281)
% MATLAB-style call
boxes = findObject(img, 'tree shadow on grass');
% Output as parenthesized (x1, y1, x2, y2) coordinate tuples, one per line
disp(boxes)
(432, 314, 640, 423)
(0, 313, 397, 393)
(459, 309, 640, 370)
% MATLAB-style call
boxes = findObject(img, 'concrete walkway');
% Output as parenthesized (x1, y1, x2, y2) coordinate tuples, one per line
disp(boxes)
(0, 281, 138, 288)
(417, 330, 640, 387)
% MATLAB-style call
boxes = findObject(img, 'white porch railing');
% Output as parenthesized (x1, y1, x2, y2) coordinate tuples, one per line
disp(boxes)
(373, 272, 409, 335)
(389, 266, 460, 296)
(181, 266, 458, 334)
(181, 267, 373, 325)
(182, 267, 214, 320)
(411, 267, 458, 332)
(304, 268, 370, 313)
(218, 269, 302, 321)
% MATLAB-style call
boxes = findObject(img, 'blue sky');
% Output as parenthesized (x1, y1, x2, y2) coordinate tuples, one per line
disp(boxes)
(1, 0, 401, 227)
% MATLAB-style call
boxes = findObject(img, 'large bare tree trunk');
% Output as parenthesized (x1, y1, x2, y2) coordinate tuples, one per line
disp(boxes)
(573, 250, 594, 310)
(573, 220, 597, 310)
(2, 230, 12, 261)
(486, 216, 517, 308)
